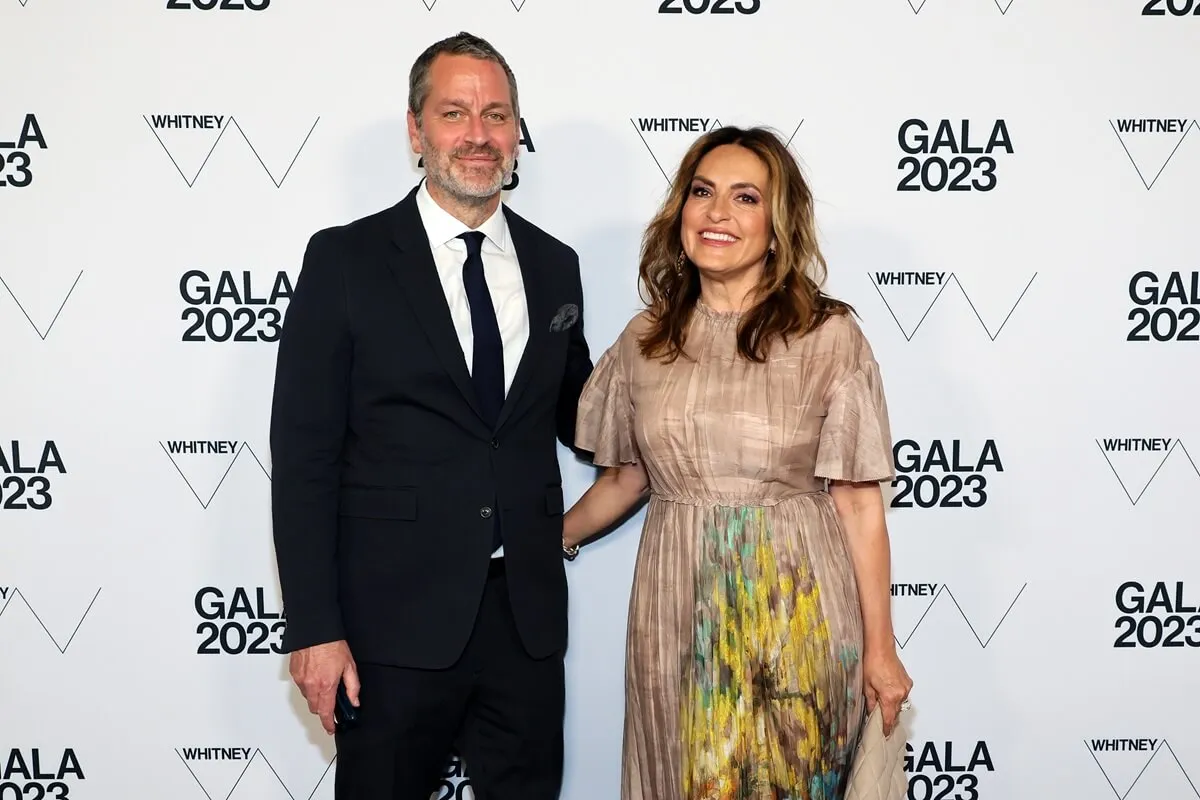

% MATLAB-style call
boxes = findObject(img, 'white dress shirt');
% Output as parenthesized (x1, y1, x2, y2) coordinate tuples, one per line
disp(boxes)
(414, 180, 528, 558)
(415, 179, 529, 394)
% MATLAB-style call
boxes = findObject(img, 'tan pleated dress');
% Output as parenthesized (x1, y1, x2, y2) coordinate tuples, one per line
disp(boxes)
(575, 302, 897, 800)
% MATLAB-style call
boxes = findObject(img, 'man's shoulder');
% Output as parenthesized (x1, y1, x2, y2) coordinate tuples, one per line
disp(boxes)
(306, 201, 405, 253)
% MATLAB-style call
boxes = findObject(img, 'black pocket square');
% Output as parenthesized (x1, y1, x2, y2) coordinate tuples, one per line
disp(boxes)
(549, 303, 579, 332)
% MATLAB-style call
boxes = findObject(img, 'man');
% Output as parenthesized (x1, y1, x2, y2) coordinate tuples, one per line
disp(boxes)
(268, 31, 594, 799)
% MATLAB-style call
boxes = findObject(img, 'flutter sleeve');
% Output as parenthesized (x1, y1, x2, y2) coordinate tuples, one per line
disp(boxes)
(574, 333, 641, 467)
(814, 322, 896, 483)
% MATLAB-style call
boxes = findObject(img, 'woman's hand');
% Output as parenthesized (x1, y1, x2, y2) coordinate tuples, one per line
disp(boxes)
(863, 647, 913, 737)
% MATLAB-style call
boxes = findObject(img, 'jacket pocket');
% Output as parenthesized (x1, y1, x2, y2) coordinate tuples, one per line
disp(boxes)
(338, 487, 418, 520)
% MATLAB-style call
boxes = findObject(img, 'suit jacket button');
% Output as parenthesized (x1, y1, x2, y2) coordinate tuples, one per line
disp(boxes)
(480, 506, 493, 518)
(490, 439, 499, 449)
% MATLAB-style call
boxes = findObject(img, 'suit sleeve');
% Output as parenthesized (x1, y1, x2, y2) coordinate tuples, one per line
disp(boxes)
(556, 248, 595, 455)
(269, 230, 351, 652)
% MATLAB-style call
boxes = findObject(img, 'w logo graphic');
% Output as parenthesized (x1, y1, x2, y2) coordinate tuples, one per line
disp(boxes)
(1086, 738, 1200, 800)
(906, 0, 1014, 13)
(176, 748, 335, 800)
(892, 582, 1027, 649)
(631, 116, 803, 185)
(160, 440, 271, 509)
(1111, 118, 1197, 190)
(0, 586, 102, 653)
(870, 272, 1036, 341)
(144, 114, 319, 188)
(0, 270, 83, 339)
(1096, 437, 1199, 506)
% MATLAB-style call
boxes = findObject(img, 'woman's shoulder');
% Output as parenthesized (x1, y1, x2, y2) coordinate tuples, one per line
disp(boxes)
(811, 308, 866, 344)
(788, 308, 877, 364)
(621, 309, 656, 336)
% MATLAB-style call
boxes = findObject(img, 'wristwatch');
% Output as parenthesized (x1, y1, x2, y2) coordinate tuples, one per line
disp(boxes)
(562, 539, 580, 561)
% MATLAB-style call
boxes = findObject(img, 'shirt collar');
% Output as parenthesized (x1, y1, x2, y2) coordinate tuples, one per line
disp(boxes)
(416, 178, 510, 254)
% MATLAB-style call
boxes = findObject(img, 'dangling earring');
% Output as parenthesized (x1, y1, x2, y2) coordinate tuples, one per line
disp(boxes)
(675, 251, 685, 277)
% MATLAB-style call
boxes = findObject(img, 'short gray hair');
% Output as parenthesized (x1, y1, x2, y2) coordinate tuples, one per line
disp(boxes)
(408, 32, 520, 125)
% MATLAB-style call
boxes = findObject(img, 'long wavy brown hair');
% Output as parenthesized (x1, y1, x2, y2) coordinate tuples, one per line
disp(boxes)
(637, 125, 853, 363)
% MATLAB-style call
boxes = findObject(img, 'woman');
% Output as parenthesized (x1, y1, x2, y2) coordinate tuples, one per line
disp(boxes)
(563, 126, 913, 799)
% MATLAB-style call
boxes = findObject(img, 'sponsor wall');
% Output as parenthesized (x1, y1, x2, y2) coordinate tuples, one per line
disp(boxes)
(2, 1, 1198, 798)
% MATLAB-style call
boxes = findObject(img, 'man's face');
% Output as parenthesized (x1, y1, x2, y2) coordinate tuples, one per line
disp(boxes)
(408, 53, 520, 203)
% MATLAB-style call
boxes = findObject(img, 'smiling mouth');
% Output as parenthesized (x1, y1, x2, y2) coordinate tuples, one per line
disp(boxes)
(700, 231, 738, 244)
(455, 149, 500, 164)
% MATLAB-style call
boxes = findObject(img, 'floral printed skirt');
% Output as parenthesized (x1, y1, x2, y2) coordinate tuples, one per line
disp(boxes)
(621, 495, 867, 800)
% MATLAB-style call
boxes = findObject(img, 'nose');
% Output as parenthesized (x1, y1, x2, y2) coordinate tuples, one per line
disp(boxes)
(464, 113, 488, 144)
(706, 193, 732, 221)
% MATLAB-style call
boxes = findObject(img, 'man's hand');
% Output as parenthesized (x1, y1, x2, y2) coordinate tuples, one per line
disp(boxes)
(289, 640, 359, 734)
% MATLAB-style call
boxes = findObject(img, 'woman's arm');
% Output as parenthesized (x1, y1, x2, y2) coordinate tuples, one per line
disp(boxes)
(563, 462, 650, 548)
(829, 479, 913, 735)
(829, 480, 895, 652)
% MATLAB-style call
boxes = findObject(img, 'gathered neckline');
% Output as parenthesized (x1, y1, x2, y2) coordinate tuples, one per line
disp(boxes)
(695, 298, 746, 320)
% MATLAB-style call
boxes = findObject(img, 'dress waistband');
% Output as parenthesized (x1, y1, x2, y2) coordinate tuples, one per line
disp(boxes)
(650, 490, 828, 508)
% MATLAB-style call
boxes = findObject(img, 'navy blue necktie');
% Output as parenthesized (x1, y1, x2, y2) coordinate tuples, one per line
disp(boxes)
(459, 231, 505, 552)
(459, 231, 505, 425)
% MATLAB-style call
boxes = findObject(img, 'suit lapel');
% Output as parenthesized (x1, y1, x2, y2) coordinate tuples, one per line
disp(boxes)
(383, 189, 486, 425)
(495, 208, 550, 432)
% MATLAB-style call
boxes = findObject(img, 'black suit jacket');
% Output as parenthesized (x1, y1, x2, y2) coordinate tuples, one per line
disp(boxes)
(269, 185, 594, 669)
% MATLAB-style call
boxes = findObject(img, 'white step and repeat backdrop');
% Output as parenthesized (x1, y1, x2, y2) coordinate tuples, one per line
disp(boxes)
(2, 1, 1197, 798)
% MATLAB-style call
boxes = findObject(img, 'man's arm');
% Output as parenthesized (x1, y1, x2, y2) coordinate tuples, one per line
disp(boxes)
(556, 249, 594, 454)
(270, 230, 352, 652)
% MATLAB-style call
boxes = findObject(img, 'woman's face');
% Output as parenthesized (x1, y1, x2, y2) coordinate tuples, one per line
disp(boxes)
(680, 144, 775, 282)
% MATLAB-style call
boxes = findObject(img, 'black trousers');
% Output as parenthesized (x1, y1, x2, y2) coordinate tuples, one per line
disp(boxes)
(333, 559, 565, 800)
